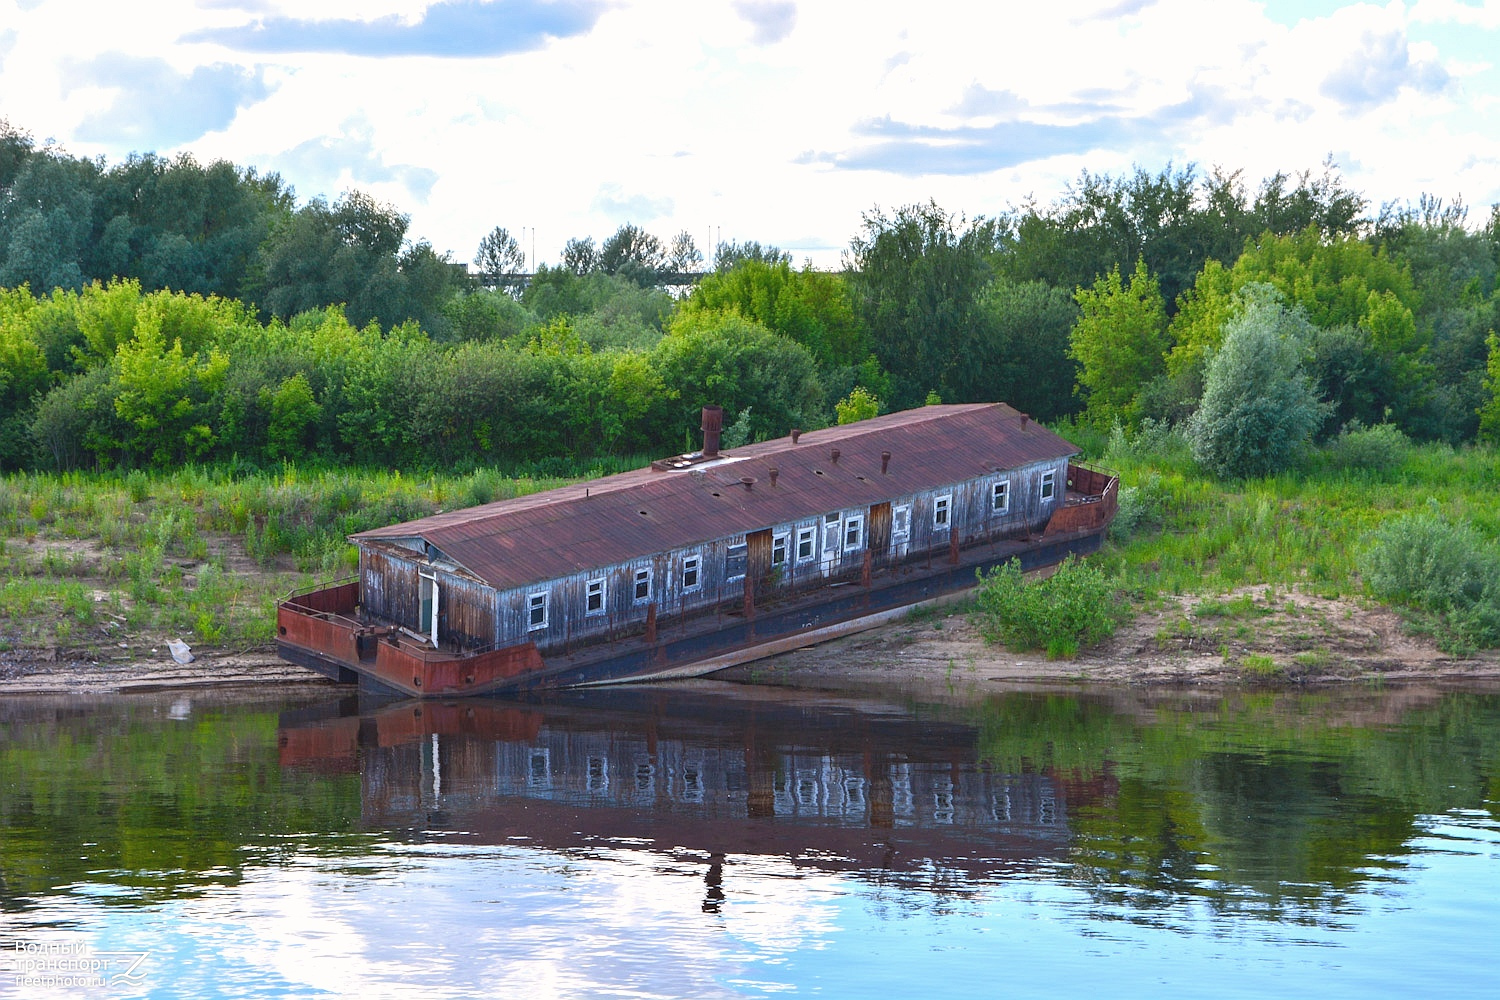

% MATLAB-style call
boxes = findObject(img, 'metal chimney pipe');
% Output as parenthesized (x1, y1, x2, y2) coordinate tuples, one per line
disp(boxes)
(701, 405, 723, 457)
(831, 448, 840, 464)
(768, 467, 779, 487)
(881, 451, 891, 474)
(791, 428, 801, 444)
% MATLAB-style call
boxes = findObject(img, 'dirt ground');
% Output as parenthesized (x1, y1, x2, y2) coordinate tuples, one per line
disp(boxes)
(717, 585, 1500, 696)
(6, 583, 1500, 698)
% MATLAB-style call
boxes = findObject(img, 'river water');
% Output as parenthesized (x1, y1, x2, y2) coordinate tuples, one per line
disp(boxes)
(1, 680, 1497, 999)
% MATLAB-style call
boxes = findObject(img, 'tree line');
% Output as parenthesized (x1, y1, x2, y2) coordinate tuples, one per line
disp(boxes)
(3, 117, 1499, 475)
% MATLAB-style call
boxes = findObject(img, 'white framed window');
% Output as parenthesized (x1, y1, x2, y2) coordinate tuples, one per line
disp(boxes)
(992, 479, 1010, 514)
(585, 577, 605, 615)
(771, 533, 788, 567)
(633, 568, 652, 602)
(843, 515, 864, 550)
(934, 494, 952, 528)
(527, 591, 549, 631)
(725, 543, 747, 580)
(682, 554, 701, 591)
(822, 512, 841, 554)
(892, 503, 911, 541)
(796, 526, 817, 562)
(1040, 471, 1056, 502)
(419, 572, 439, 646)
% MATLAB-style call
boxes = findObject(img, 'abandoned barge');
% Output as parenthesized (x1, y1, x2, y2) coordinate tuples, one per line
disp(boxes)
(276, 403, 1118, 697)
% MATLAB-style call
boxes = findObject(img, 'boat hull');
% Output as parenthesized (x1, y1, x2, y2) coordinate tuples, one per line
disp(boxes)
(276, 518, 1110, 699)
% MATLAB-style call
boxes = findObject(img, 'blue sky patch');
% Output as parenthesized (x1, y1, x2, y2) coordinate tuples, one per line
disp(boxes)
(806, 116, 1137, 175)
(70, 56, 269, 149)
(273, 125, 440, 203)
(188, 0, 607, 58)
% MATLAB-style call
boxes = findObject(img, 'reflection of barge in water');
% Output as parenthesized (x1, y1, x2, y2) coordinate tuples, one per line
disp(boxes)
(277, 686, 1107, 883)
(277, 404, 1117, 698)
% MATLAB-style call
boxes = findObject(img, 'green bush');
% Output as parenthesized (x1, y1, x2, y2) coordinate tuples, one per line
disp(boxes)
(973, 555, 1122, 656)
(1111, 471, 1174, 541)
(1358, 505, 1500, 650)
(1187, 285, 1330, 479)
(1322, 421, 1410, 473)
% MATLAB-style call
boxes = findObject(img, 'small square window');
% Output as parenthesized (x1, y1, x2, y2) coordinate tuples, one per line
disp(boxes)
(771, 534, 788, 567)
(844, 515, 863, 550)
(892, 504, 911, 541)
(585, 578, 605, 615)
(1040, 471, 1056, 502)
(796, 526, 816, 562)
(527, 592, 548, 630)
(934, 495, 951, 528)
(682, 555, 701, 591)
(634, 568, 652, 602)
(992, 480, 1010, 514)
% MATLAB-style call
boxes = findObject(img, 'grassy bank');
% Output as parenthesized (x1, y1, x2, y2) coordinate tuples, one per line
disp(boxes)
(1081, 424, 1500, 655)
(0, 463, 616, 656)
(3, 435, 1498, 673)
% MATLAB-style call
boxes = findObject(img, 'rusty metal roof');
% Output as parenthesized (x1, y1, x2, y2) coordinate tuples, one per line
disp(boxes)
(354, 403, 1078, 591)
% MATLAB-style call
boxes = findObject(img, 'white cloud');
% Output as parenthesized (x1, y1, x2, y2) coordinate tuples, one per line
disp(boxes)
(1, 0, 1497, 268)
(1410, 0, 1500, 29)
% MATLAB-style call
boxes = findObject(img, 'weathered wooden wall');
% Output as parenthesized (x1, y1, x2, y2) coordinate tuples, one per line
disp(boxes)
(358, 455, 1073, 656)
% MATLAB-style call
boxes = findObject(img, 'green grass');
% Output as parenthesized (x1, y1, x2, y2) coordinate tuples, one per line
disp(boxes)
(982, 428, 1500, 657)
(1098, 441, 1500, 609)
(0, 463, 587, 652)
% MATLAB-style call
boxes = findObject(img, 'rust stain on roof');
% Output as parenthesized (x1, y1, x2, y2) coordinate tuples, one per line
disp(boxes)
(354, 403, 1077, 591)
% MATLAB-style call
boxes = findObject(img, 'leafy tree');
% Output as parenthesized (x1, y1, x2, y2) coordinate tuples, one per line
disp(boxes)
(0, 287, 48, 469)
(111, 302, 231, 466)
(0, 118, 34, 192)
(835, 386, 879, 424)
(263, 372, 322, 461)
(1069, 258, 1168, 428)
(846, 200, 1002, 407)
(679, 258, 864, 368)
(1167, 226, 1429, 432)
(713, 240, 789, 272)
(474, 226, 527, 288)
(87, 152, 290, 298)
(251, 190, 460, 333)
(29, 364, 117, 470)
(599, 224, 665, 286)
(997, 160, 1366, 312)
(653, 310, 824, 444)
(1248, 158, 1366, 239)
(960, 277, 1078, 421)
(1376, 198, 1498, 442)
(1481, 333, 1500, 445)
(441, 288, 536, 342)
(0, 150, 98, 292)
(665, 230, 704, 276)
(561, 237, 599, 275)
(1187, 285, 1331, 478)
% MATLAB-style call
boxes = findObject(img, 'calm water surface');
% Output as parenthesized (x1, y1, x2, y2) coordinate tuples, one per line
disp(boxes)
(2, 680, 1498, 998)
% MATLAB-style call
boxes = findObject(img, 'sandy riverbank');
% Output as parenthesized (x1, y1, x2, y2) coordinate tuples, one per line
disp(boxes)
(5, 586, 1500, 697)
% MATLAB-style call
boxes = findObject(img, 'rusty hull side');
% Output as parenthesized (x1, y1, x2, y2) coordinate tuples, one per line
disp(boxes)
(1043, 464, 1119, 537)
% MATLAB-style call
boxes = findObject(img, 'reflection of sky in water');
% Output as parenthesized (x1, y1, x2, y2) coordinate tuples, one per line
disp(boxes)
(7, 809, 1497, 1000)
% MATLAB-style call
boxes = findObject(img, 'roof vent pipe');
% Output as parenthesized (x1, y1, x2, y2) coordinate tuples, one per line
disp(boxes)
(831, 448, 840, 464)
(791, 428, 801, 444)
(701, 405, 723, 457)
(1021, 414, 1029, 429)
(740, 476, 755, 491)
(881, 451, 891, 474)
(768, 467, 779, 487)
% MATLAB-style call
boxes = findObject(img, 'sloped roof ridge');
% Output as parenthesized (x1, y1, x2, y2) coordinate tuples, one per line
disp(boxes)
(353, 402, 1041, 546)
